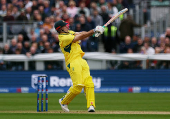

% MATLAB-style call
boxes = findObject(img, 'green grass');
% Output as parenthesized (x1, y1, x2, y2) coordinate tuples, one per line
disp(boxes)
(0, 93, 170, 119)
(0, 93, 170, 111)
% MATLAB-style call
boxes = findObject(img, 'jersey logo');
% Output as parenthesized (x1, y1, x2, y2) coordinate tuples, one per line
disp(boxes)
(72, 67, 74, 71)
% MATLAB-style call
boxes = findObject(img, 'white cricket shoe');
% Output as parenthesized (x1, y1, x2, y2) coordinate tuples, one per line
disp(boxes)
(59, 98, 69, 112)
(88, 105, 95, 112)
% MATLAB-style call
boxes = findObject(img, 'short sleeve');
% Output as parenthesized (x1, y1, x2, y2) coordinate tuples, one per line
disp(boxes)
(59, 33, 75, 48)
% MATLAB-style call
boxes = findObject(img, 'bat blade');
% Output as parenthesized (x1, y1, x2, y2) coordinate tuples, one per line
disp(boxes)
(104, 8, 128, 27)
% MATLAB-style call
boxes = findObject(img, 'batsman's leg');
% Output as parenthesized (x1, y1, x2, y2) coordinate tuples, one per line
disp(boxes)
(61, 84, 84, 104)
(59, 84, 84, 112)
(81, 59, 96, 110)
(84, 76, 95, 109)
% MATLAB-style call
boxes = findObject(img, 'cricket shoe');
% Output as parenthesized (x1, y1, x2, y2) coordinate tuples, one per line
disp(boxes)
(88, 105, 95, 112)
(59, 98, 69, 112)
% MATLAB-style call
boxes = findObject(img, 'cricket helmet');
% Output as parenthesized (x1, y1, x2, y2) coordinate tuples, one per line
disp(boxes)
(54, 20, 68, 32)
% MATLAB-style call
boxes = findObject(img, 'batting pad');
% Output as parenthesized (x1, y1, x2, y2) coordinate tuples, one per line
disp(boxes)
(84, 77, 95, 108)
(61, 84, 84, 105)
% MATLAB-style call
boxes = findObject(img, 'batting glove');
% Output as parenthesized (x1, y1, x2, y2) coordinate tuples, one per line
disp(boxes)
(94, 26, 105, 37)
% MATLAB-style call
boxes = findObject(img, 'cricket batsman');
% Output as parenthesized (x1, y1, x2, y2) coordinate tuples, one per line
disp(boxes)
(54, 20, 104, 112)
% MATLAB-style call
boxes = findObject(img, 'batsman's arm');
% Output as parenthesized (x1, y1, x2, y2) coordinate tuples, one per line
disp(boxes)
(73, 30, 94, 42)
(74, 31, 87, 36)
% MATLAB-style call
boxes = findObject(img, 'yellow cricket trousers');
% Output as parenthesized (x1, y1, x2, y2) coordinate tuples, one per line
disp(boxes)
(61, 57, 95, 108)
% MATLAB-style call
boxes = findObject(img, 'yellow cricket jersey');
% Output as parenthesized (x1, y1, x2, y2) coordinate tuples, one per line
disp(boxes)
(58, 30, 85, 66)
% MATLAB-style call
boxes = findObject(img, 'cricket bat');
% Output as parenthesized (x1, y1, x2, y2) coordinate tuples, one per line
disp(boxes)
(94, 8, 128, 37)
(103, 8, 128, 28)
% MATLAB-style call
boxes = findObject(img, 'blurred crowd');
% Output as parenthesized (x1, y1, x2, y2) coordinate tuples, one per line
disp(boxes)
(0, 0, 129, 53)
(0, 0, 169, 70)
(108, 27, 170, 70)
